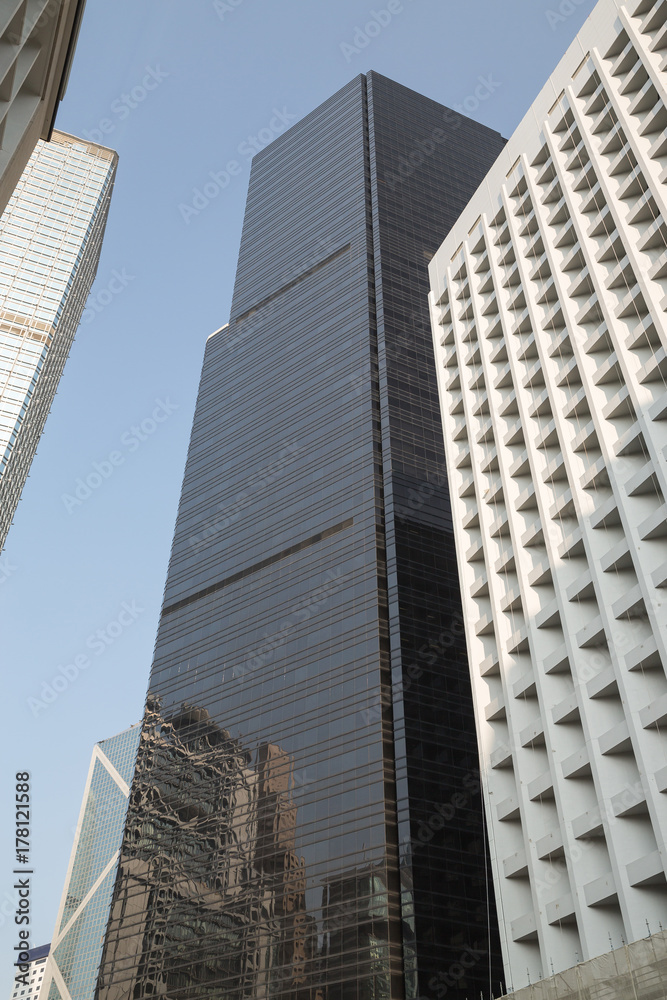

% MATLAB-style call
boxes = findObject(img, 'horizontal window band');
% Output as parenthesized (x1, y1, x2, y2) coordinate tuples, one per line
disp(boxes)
(232, 244, 351, 324)
(161, 517, 354, 618)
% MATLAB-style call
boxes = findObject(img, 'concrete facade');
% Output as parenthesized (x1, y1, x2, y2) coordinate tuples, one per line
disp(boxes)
(429, 0, 667, 991)
(0, 0, 88, 216)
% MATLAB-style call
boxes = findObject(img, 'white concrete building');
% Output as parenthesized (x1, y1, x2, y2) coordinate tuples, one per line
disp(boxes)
(0, 1, 88, 216)
(428, 0, 667, 990)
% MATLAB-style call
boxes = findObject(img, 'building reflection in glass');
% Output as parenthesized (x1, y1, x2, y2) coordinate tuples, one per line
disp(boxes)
(96, 697, 393, 1000)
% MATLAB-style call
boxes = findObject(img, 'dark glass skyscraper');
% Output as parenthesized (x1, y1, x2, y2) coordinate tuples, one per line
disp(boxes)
(96, 73, 506, 1000)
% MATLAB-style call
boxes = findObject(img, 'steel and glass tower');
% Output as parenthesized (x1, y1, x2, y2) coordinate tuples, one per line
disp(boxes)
(0, 130, 117, 550)
(96, 72, 506, 1000)
(42, 726, 141, 1000)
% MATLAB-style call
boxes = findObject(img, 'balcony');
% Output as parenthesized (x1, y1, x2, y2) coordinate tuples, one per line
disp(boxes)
(639, 692, 667, 730)
(527, 770, 554, 800)
(637, 345, 667, 383)
(507, 624, 529, 653)
(511, 911, 537, 943)
(558, 525, 585, 558)
(552, 692, 580, 724)
(479, 650, 500, 676)
(562, 745, 591, 777)
(600, 537, 633, 572)
(572, 419, 598, 452)
(584, 872, 617, 906)
(611, 583, 646, 618)
(626, 851, 666, 887)
(503, 848, 529, 879)
(626, 633, 661, 671)
(599, 720, 633, 755)
(580, 454, 609, 490)
(576, 615, 606, 648)
(497, 794, 520, 821)
(638, 502, 667, 539)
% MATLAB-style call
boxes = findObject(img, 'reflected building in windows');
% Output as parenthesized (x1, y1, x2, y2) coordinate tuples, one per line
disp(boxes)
(0, 130, 117, 551)
(42, 725, 141, 1000)
(96, 698, 320, 999)
(95, 72, 507, 999)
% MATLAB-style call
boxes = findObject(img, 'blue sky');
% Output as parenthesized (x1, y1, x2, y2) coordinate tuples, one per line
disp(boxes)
(0, 0, 597, 987)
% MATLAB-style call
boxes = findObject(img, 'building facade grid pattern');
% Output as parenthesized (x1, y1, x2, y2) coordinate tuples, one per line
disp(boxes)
(41, 726, 140, 1000)
(428, 0, 667, 991)
(0, 129, 116, 550)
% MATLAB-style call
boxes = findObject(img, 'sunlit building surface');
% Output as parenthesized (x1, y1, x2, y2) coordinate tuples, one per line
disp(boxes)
(9, 944, 50, 1000)
(0, 0, 88, 215)
(41, 726, 140, 1000)
(0, 130, 116, 550)
(95, 73, 507, 999)
(428, 0, 667, 992)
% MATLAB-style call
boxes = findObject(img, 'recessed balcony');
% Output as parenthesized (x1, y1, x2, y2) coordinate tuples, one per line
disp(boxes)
(584, 873, 617, 906)
(527, 770, 554, 800)
(562, 745, 591, 777)
(598, 720, 633, 755)
(576, 615, 606, 648)
(638, 502, 667, 539)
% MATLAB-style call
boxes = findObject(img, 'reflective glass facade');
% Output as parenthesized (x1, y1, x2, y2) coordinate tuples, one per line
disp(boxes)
(96, 73, 506, 1000)
(0, 130, 117, 550)
(42, 726, 141, 1000)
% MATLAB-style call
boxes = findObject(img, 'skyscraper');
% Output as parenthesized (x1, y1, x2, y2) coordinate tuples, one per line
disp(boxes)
(0, 1, 89, 216)
(0, 129, 117, 551)
(428, 0, 667, 991)
(42, 725, 140, 1000)
(96, 72, 506, 1000)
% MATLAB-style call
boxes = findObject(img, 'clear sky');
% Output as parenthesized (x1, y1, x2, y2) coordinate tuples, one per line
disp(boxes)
(1, 0, 598, 990)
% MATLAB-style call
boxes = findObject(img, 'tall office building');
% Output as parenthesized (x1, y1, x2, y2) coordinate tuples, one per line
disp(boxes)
(428, 0, 667, 992)
(9, 944, 50, 1000)
(95, 73, 506, 1000)
(41, 725, 140, 1000)
(0, 0, 89, 216)
(0, 129, 117, 551)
